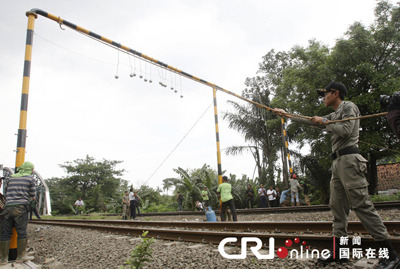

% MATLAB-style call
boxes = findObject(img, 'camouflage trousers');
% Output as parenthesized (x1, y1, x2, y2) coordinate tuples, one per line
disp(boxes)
(330, 153, 389, 241)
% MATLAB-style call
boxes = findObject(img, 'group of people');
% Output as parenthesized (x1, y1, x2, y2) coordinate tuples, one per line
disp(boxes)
(245, 177, 310, 209)
(121, 189, 141, 220)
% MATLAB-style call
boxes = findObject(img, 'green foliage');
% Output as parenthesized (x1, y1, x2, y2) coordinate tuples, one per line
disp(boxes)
(224, 1, 400, 202)
(122, 231, 155, 269)
(46, 155, 127, 214)
(370, 193, 400, 202)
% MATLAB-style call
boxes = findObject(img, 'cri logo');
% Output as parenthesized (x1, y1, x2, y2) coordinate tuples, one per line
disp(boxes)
(219, 237, 329, 260)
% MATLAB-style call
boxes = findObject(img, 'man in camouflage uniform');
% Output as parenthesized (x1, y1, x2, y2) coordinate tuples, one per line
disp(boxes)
(273, 82, 399, 269)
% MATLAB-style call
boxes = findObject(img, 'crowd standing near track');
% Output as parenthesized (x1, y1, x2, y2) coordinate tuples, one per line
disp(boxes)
(273, 81, 399, 269)
(217, 176, 237, 221)
(300, 181, 310, 206)
(289, 174, 301, 206)
(267, 186, 277, 207)
(275, 186, 281, 207)
(201, 187, 209, 208)
(195, 201, 204, 211)
(134, 190, 142, 217)
(258, 184, 268, 208)
(128, 188, 137, 219)
(122, 191, 129, 220)
(177, 192, 184, 212)
(74, 197, 84, 215)
(0, 161, 36, 265)
(245, 184, 254, 208)
(29, 196, 41, 220)
(386, 91, 400, 139)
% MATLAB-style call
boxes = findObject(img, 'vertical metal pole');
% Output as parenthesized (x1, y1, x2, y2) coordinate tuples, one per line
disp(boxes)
(280, 117, 292, 189)
(213, 88, 223, 185)
(10, 11, 38, 260)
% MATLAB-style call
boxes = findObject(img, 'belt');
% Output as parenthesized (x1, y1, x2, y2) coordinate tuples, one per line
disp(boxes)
(330, 146, 360, 160)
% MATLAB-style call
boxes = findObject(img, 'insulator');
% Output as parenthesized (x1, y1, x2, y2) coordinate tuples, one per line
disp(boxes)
(144, 79, 148, 82)
(149, 80, 152, 83)
(133, 73, 136, 77)
(139, 75, 143, 79)
(130, 74, 134, 77)
(180, 95, 183, 98)
(171, 87, 174, 90)
(174, 90, 177, 93)
(115, 75, 119, 79)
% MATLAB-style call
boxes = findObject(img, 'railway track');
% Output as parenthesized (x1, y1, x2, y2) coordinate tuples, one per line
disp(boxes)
(31, 219, 400, 235)
(30, 219, 400, 252)
(97, 201, 400, 216)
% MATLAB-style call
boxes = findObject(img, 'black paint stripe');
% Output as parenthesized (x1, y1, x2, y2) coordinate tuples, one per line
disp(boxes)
(213, 98, 217, 106)
(26, 29, 34, 45)
(63, 20, 77, 29)
(89, 31, 101, 39)
(217, 164, 222, 174)
(129, 49, 140, 57)
(111, 41, 121, 48)
(215, 132, 219, 142)
(180, 71, 193, 78)
(21, 94, 29, 111)
(17, 129, 27, 148)
(157, 61, 168, 68)
(32, 9, 48, 17)
(214, 115, 218, 123)
(23, 60, 31, 77)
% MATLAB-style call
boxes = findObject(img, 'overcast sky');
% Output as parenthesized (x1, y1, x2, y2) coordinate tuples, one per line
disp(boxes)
(0, 0, 386, 190)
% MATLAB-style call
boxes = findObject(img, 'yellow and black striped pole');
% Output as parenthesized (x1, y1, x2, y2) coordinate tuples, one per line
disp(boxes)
(281, 117, 293, 188)
(27, 9, 275, 113)
(213, 88, 223, 186)
(11, 11, 38, 260)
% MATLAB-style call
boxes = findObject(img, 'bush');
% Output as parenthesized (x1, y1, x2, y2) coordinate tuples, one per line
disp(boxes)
(370, 192, 400, 202)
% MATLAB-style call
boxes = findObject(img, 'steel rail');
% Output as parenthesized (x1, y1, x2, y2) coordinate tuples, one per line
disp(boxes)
(98, 201, 399, 216)
(30, 220, 400, 252)
(31, 219, 400, 236)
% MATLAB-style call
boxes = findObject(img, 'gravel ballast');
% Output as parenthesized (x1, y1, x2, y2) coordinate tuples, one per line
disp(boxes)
(27, 209, 398, 268)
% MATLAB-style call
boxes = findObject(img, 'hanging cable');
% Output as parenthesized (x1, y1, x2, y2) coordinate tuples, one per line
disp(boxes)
(144, 101, 213, 185)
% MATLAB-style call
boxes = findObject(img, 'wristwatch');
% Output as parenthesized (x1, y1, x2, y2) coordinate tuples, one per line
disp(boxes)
(322, 118, 328, 123)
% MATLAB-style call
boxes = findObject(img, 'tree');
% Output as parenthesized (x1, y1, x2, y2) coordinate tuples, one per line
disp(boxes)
(46, 155, 126, 214)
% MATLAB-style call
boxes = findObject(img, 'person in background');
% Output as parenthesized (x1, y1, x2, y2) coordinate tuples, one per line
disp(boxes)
(245, 184, 254, 209)
(0, 177, 6, 220)
(177, 192, 184, 212)
(289, 174, 301, 206)
(195, 201, 203, 211)
(29, 196, 41, 220)
(258, 184, 268, 208)
(122, 191, 130, 220)
(385, 91, 400, 139)
(300, 181, 310, 206)
(134, 190, 142, 217)
(75, 197, 84, 215)
(0, 161, 36, 264)
(129, 188, 137, 220)
(267, 186, 277, 207)
(275, 186, 281, 207)
(201, 187, 210, 209)
(217, 176, 237, 221)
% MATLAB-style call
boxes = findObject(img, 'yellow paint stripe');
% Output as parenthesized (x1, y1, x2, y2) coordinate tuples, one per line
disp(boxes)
(283, 130, 286, 136)
(287, 154, 290, 160)
(215, 124, 219, 133)
(19, 111, 28, 129)
(27, 16, 36, 30)
(24, 45, 33, 61)
(76, 25, 89, 34)
(100, 36, 113, 44)
(120, 45, 130, 51)
(22, 77, 30, 94)
(289, 167, 293, 173)
(285, 141, 288, 148)
(15, 148, 26, 168)
(281, 118, 285, 124)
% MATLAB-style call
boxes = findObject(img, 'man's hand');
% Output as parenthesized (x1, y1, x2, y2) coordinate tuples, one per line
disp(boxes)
(311, 116, 328, 125)
(272, 108, 291, 118)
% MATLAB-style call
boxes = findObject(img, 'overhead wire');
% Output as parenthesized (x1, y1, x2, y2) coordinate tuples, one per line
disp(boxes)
(143, 101, 214, 185)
